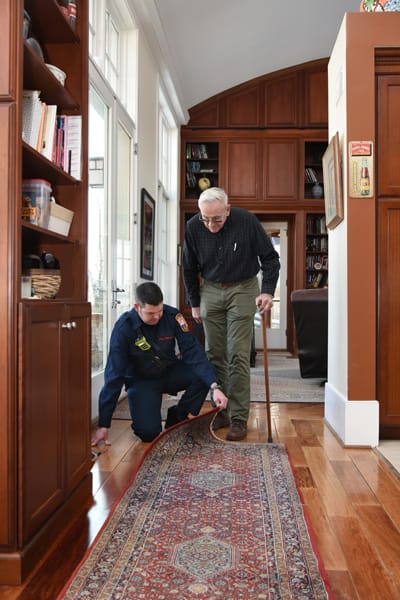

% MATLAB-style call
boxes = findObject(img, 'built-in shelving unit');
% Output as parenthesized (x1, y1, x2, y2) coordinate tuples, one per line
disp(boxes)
(306, 213, 328, 288)
(304, 141, 327, 199)
(185, 142, 219, 199)
(0, 1, 91, 585)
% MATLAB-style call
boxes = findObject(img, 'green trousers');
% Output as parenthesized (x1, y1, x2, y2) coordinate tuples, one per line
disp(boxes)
(200, 277, 259, 422)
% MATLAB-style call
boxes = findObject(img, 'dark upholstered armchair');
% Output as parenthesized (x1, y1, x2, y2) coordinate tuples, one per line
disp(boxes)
(291, 288, 328, 379)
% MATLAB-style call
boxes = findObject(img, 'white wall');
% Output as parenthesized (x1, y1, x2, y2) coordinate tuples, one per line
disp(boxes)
(324, 17, 379, 447)
(135, 30, 180, 305)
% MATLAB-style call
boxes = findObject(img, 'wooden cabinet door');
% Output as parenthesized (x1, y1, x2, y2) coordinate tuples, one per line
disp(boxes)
(19, 302, 64, 543)
(62, 302, 91, 494)
(263, 73, 299, 127)
(224, 139, 262, 201)
(0, 1, 15, 99)
(303, 67, 328, 127)
(19, 301, 91, 542)
(225, 84, 261, 127)
(378, 200, 400, 437)
(263, 139, 298, 200)
(377, 75, 400, 196)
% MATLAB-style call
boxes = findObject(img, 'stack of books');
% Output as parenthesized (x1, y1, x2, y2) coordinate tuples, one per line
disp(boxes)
(22, 89, 82, 180)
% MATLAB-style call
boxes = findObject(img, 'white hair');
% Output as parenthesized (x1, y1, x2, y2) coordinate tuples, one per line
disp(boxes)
(198, 187, 228, 208)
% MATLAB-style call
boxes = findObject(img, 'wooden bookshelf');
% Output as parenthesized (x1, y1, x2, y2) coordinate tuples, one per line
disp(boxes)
(306, 213, 328, 288)
(185, 141, 219, 199)
(0, 0, 91, 584)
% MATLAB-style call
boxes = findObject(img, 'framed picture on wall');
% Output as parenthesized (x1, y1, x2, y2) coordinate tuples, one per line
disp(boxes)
(140, 188, 155, 280)
(322, 131, 344, 230)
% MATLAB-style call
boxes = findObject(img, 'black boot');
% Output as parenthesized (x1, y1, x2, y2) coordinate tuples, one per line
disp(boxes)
(165, 405, 189, 429)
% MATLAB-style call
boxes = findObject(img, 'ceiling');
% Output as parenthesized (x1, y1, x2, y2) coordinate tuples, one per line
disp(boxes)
(134, 0, 361, 122)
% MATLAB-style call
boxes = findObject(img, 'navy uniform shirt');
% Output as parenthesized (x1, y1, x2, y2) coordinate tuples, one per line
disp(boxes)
(98, 304, 217, 427)
(183, 207, 280, 307)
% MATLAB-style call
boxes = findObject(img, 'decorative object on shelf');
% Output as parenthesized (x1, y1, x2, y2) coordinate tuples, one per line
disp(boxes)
(22, 252, 61, 299)
(45, 63, 67, 86)
(198, 176, 211, 191)
(322, 132, 344, 230)
(48, 199, 74, 236)
(360, 0, 400, 10)
(23, 269, 61, 299)
(140, 188, 155, 280)
(22, 178, 52, 228)
(23, 10, 31, 39)
(311, 182, 323, 198)
(25, 36, 45, 61)
(68, 0, 77, 29)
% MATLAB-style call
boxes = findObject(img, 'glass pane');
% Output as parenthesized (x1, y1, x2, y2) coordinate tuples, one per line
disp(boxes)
(115, 122, 132, 318)
(88, 87, 109, 373)
(269, 233, 281, 330)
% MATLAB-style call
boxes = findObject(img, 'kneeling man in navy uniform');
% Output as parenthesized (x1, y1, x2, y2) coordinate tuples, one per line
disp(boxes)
(91, 281, 228, 444)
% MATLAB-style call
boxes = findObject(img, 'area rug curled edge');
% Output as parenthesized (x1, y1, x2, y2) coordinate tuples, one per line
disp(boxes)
(59, 410, 333, 600)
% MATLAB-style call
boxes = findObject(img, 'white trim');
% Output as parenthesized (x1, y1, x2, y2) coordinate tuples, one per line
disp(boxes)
(325, 383, 379, 447)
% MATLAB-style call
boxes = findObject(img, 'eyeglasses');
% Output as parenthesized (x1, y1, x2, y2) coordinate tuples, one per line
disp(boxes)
(199, 215, 226, 225)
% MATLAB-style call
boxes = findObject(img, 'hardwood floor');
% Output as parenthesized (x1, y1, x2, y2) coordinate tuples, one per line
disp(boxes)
(1, 401, 400, 599)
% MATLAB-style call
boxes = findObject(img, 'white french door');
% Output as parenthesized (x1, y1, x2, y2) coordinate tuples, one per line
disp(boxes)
(88, 72, 136, 415)
(255, 222, 288, 350)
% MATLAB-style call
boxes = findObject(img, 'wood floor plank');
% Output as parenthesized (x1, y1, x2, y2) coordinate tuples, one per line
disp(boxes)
(282, 437, 308, 466)
(349, 449, 400, 531)
(301, 487, 348, 571)
(330, 460, 380, 505)
(302, 446, 354, 517)
(354, 504, 400, 592)
(325, 569, 359, 600)
(293, 465, 314, 487)
(331, 515, 399, 600)
(318, 426, 352, 461)
(292, 419, 322, 446)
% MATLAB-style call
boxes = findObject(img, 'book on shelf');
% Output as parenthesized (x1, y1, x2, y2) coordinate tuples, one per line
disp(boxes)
(35, 101, 47, 153)
(22, 90, 43, 149)
(40, 105, 57, 161)
(63, 115, 82, 180)
(304, 167, 318, 183)
(22, 92, 82, 179)
(186, 143, 209, 160)
(306, 214, 327, 234)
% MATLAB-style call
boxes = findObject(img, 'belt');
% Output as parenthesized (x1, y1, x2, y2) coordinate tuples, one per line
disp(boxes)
(215, 281, 242, 288)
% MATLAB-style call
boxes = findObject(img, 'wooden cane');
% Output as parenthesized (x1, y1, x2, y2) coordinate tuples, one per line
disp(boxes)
(261, 311, 273, 442)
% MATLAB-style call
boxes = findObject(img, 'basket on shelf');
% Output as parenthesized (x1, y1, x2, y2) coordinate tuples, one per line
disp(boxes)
(23, 269, 61, 299)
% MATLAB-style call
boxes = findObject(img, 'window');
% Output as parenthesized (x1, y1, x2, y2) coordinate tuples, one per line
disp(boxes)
(157, 88, 178, 303)
(89, 0, 137, 118)
(88, 1, 137, 405)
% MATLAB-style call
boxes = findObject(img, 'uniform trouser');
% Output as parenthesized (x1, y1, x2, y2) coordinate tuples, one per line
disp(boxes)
(126, 362, 209, 442)
(200, 277, 259, 422)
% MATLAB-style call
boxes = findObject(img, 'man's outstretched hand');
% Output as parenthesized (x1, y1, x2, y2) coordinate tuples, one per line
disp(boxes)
(91, 427, 111, 447)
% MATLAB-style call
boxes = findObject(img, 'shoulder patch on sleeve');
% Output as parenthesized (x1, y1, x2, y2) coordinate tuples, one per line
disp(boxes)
(175, 313, 189, 332)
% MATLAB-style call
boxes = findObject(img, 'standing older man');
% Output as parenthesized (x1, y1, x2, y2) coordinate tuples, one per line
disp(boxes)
(183, 187, 280, 441)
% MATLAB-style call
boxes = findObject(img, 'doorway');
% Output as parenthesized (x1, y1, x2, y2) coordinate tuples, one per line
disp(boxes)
(254, 222, 288, 350)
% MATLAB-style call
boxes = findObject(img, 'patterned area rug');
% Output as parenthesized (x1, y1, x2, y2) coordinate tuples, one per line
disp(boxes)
(60, 411, 332, 599)
(113, 352, 325, 420)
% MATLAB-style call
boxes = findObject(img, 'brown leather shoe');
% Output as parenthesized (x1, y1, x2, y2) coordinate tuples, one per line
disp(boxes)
(212, 412, 230, 430)
(226, 419, 247, 441)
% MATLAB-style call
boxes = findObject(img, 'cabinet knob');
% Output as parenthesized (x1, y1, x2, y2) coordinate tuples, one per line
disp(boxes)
(62, 321, 77, 330)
